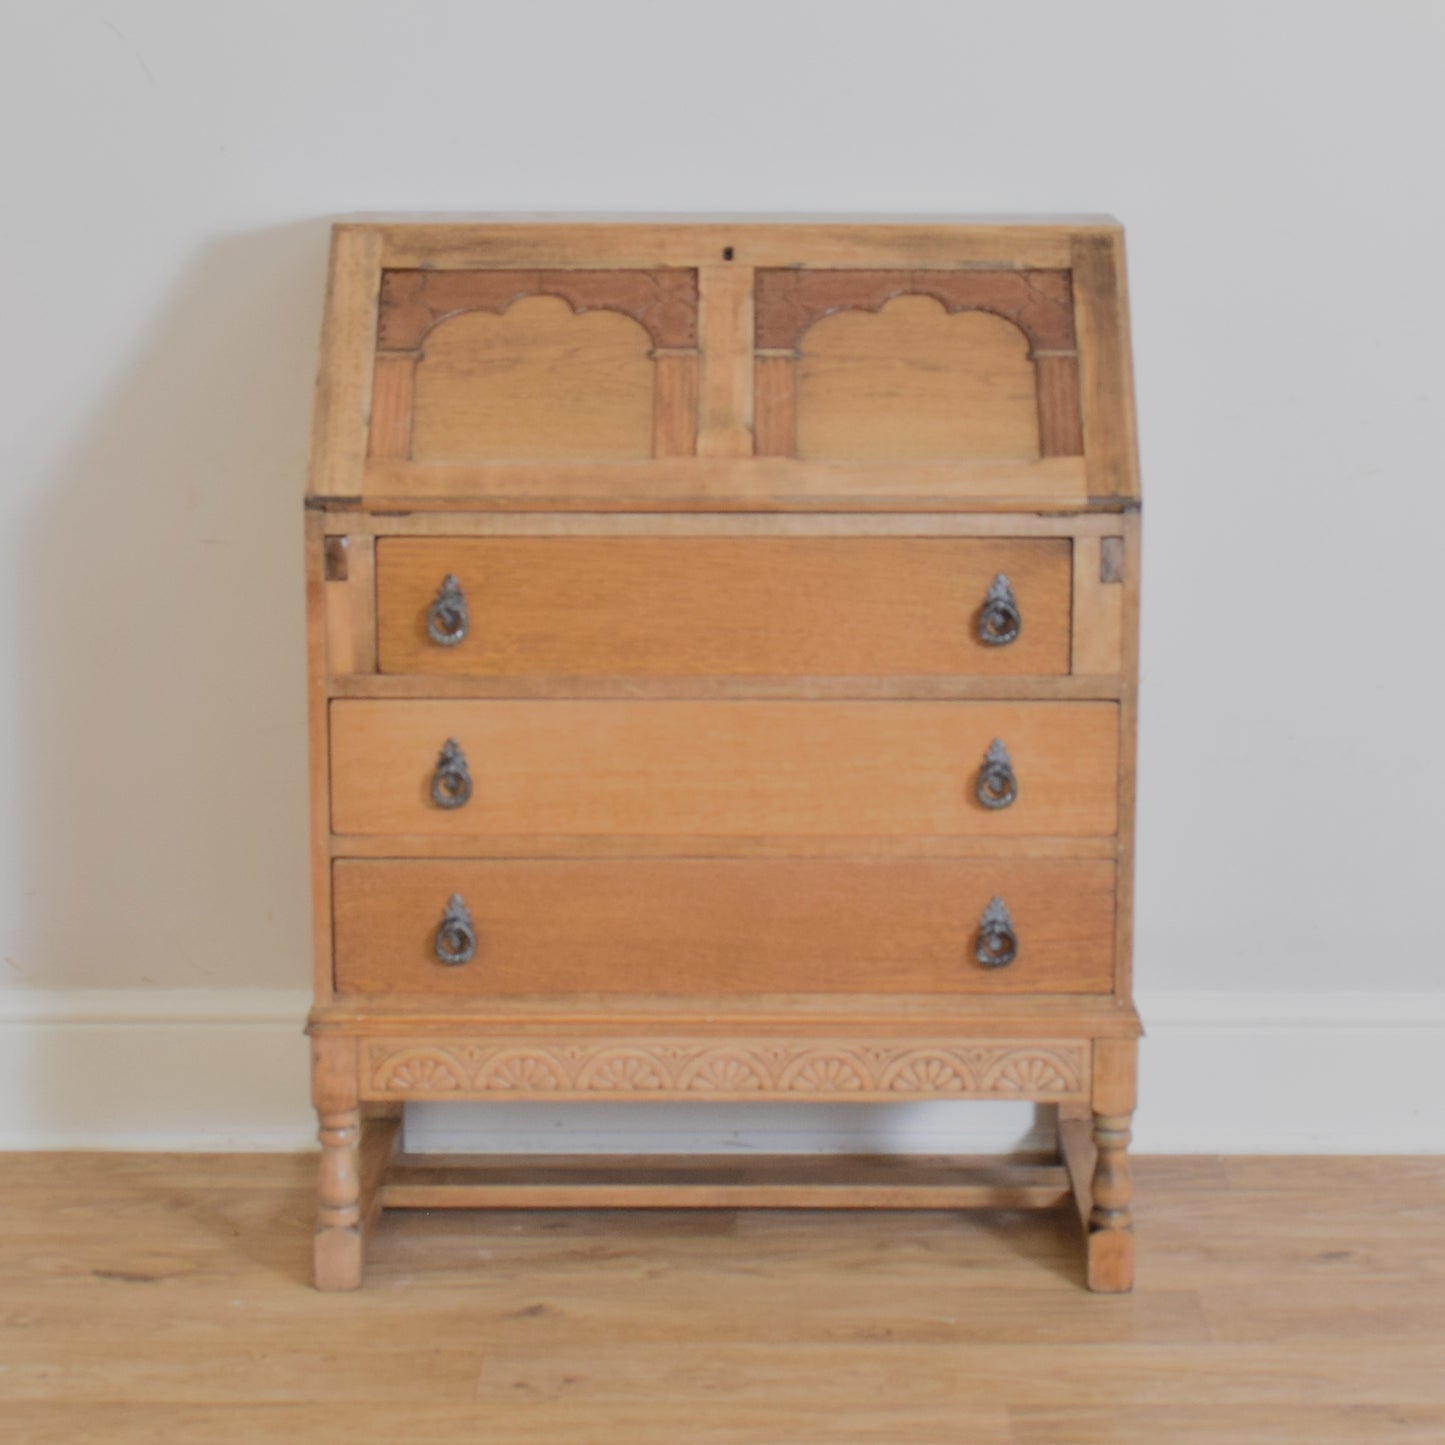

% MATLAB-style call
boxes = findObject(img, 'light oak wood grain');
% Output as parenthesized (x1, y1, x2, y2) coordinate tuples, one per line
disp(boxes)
(306, 227, 382, 499)
(358, 454, 1090, 508)
(797, 298, 1041, 460)
(379, 1153, 1072, 1210)
(303, 218, 1144, 1292)
(363, 217, 1093, 270)
(1071, 533, 1125, 675)
(1034, 351, 1085, 456)
(328, 832, 1119, 860)
(4, 1155, 1439, 1442)
(353, 1036, 1091, 1103)
(1113, 510, 1143, 997)
(324, 533, 376, 676)
(1072, 231, 1141, 500)
(303, 512, 334, 1001)
(409, 297, 655, 461)
(324, 509, 1127, 538)
(697, 264, 754, 456)
(332, 675, 1125, 703)
(374, 536, 1072, 678)
(649, 351, 698, 457)
(366, 352, 415, 460)
(310, 1035, 362, 1289)
(307, 991, 1143, 1035)
(753, 351, 798, 455)
(332, 857, 1116, 996)
(328, 699, 1120, 838)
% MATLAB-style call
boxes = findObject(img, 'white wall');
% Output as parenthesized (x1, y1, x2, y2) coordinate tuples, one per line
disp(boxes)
(1, 1, 1442, 1150)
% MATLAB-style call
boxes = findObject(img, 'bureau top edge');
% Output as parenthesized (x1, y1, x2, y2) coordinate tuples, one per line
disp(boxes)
(322, 217, 1124, 269)
(331, 213, 1123, 235)
(302, 493, 1144, 516)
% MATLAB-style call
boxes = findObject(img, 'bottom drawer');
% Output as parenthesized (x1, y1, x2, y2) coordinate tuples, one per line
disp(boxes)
(332, 859, 1116, 996)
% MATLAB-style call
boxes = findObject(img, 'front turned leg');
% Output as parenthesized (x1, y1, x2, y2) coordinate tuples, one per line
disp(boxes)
(312, 1037, 363, 1291)
(1083, 1036, 1137, 1291)
(1087, 1111, 1135, 1292)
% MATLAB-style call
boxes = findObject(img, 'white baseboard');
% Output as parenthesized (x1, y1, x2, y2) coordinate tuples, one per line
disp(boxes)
(1, 989, 1442, 1154)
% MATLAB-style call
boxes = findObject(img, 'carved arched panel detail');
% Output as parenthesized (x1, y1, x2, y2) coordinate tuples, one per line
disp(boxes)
(756, 268, 1075, 351)
(795, 299, 1041, 461)
(409, 298, 656, 462)
(754, 267, 1082, 459)
(368, 268, 699, 463)
(379, 268, 699, 350)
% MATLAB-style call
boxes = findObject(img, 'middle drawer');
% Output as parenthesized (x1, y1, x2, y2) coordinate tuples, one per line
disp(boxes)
(330, 700, 1119, 838)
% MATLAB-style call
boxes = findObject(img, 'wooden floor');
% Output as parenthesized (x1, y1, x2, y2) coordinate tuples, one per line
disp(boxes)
(1, 1153, 1442, 1443)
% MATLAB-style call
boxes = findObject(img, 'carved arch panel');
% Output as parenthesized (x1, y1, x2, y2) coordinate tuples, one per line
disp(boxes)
(368, 268, 700, 462)
(753, 268, 1083, 460)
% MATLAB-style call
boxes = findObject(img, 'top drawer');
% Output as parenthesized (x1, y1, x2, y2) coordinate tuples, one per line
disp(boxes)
(375, 537, 1071, 677)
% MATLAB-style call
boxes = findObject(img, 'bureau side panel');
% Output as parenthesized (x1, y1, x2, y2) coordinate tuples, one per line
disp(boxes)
(1114, 509, 1142, 999)
(307, 227, 383, 499)
(1072, 231, 1140, 502)
(304, 512, 334, 1002)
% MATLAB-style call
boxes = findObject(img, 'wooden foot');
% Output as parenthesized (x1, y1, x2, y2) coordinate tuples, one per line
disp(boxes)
(313, 1104, 403, 1291)
(314, 1101, 362, 1291)
(1086, 1112, 1134, 1292)
(312, 1038, 368, 1291)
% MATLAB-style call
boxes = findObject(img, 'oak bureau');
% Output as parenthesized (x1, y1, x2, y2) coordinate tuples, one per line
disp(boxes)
(303, 217, 1142, 1291)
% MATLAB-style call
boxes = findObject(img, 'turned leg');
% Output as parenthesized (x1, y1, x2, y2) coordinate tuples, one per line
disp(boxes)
(312, 1037, 363, 1291)
(1086, 1110, 1134, 1292)
(1084, 1037, 1137, 1293)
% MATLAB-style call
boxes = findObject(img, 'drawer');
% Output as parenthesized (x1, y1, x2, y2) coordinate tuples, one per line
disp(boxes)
(333, 858, 1116, 996)
(374, 538, 1071, 677)
(329, 700, 1119, 837)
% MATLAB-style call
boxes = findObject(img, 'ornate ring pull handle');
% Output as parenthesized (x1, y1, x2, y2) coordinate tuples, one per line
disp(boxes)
(976, 738, 1017, 810)
(978, 573, 1020, 647)
(434, 894, 477, 966)
(427, 574, 468, 647)
(975, 895, 1017, 969)
(430, 738, 472, 810)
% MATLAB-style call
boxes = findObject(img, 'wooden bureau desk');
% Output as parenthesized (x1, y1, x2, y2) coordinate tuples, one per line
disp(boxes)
(303, 218, 1142, 1291)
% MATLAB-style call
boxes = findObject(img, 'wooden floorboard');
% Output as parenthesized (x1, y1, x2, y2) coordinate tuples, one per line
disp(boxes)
(0, 1153, 1442, 1442)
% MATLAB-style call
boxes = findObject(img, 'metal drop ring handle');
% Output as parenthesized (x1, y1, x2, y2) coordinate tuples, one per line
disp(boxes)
(978, 573, 1020, 647)
(975, 895, 1017, 969)
(430, 739, 472, 810)
(975, 738, 1017, 810)
(434, 894, 476, 966)
(427, 574, 468, 647)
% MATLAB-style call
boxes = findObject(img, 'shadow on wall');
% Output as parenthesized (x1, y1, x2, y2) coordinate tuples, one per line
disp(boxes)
(16, 221, 330, 993)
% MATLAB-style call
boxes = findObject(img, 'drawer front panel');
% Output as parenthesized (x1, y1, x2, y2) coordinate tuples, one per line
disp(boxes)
(329, 700, 1119, 838)
(333, 858, 1116, 996)
(374, 537, 1072, 677)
